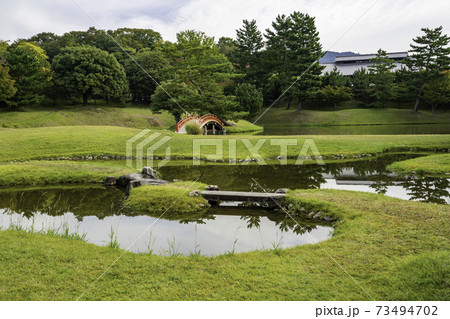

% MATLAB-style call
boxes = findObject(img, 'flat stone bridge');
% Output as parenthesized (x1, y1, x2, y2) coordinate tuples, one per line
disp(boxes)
(201, 190, 285, 206)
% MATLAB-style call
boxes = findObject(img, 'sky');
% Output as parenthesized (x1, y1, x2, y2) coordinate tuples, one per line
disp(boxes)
(1, 0, 449, 54)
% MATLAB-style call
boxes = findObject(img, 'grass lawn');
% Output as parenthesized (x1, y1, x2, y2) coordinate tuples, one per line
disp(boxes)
(225, 120, 263, 133)
(0, 189, 448, 300)
(0, 106, 176, 129)
(126, 181, 209, 217)
(0, 126, 449, 162)
(0, 161, 136, 186)
(387, 154, 450, 176)
(255, 107, 450, 127)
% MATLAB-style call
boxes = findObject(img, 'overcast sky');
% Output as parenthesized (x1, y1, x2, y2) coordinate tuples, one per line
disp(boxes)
(1, 0, 449, 53)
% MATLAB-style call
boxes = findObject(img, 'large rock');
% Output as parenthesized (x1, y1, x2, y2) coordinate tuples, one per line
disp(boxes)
(141, 167, 158, 179)
(116, 173, 147, 187)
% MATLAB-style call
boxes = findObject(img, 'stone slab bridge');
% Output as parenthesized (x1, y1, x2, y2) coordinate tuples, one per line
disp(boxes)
(201, 190, 286, 207)
(176, 114, 225, 134)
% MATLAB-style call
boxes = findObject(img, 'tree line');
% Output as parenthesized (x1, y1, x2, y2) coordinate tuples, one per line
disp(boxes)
(0, 12, 449, 120)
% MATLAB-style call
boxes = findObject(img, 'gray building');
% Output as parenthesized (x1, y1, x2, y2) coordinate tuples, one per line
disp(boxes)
(321, 51, 408, 75)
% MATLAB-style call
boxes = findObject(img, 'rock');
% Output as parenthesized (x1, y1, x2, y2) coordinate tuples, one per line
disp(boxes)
(324, 215, 332, 222)
(275, 188, 289, 194)
(141, 166, 158, 179)
(104, 176, 116, 186)
(116, 173, 146, 187)
(189, 190, 200, 197)
(205, 185, 220, 191)
(172, 179, 179, 182)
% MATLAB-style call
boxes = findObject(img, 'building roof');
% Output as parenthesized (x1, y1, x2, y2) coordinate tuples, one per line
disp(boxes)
(335, 52, 408, 63)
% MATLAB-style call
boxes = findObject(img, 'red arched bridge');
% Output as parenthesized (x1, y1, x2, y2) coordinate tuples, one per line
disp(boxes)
(176, 114, 225, 134)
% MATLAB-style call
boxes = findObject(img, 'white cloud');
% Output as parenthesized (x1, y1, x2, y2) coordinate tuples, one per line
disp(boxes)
(0, 0, 449, 53)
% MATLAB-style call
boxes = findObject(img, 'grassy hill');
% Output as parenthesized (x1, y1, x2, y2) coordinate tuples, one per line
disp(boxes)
(0, 106, 176, 129)
(255, 106, 450, 127)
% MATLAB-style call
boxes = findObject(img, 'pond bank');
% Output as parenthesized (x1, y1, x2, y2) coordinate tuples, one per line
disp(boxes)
(0, 189, 448, 300)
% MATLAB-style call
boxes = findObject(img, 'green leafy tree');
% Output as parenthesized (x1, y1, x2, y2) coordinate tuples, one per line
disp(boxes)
(265, 12, 324, 111)
(405, 26, 450, 112)
(217, 37, 236, 59)
(151, 80, 199, 120)
(28, 32, 61, 61)
(422, 72, 450, 113)
(351, 67, 371, 103)
(234, 19, 266, 87)
(234, 83, 263, 116)
(0, 65, 17, 106)
(124, 49, 173, 103)
(153, 30, 239, 118)
(52, 45, 128, 106)
(323, 66, 348, 87)
(6, 42, 51, 108)
(368, 49, 396, 107)
(320, 85, 352, 110)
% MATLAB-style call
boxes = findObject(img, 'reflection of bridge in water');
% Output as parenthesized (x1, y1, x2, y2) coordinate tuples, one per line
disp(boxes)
(176, 114, 225, 135)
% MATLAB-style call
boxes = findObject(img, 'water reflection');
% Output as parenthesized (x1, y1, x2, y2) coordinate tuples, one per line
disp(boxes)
(159, 154, 450, 204)
(0, 186, 332, 255)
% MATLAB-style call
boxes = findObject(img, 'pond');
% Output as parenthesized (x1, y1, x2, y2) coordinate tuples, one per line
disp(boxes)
(257, 123, 450, 135)
(0, 154, 448, 255)
(0, 186, 332, 256)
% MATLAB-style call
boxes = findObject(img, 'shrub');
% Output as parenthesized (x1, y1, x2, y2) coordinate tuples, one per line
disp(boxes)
(185, 122, 202, 135)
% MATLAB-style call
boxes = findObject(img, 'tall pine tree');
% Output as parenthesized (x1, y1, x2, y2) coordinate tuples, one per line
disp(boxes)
(405, 26, 450, 112)
(265, 12, 323, 111)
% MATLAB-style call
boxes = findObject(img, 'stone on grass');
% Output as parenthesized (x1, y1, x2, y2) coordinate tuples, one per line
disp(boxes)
(104, 176, 116, 186)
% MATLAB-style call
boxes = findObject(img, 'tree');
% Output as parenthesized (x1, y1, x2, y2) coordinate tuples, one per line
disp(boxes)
(6, 42, 51, 108)
(323, 66, 348, 87)
(405, 26, 450, 112)
(351, 68, 371, 103)
(151, 80, 200, 121)
(124, 49, 173, 103)
(320, 85, 352, 110)
(153, 30, 239, 118)
(367, 49, 396, 107)
(217, 37, 236, 59)
(0, 65, 16, 106)
(265, 12, 324, 111)
(422, 72, 450, 113)
(52, 45, 128, 106)
(28, 32, 61, 61)
(234, 83, 263, 116)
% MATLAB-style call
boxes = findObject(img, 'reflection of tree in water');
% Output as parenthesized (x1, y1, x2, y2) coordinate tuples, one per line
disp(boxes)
(240, 215, 262, 229)
(402, 176, 450, 204)
(238, 213, 322, 235)
(0, 187, 127, 221)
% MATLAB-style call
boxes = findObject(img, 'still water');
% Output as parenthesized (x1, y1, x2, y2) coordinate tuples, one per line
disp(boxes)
(0, 154, 448, 255)
(0, 186, 332, 256)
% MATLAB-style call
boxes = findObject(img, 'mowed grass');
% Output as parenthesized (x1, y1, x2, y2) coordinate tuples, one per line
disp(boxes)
(0, 106, 175, 129)
(0, 126, 449, 162)
(0, 189, 448, 300)
(255, 107, 450, 127)
(0, 161, 136, 186)
(387, 154, 450, 175)
(225, 120, 263, 133)
(126, 181, 209, 217)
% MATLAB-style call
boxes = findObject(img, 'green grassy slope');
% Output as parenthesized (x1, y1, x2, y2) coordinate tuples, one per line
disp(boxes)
(0, 189, 448, 300)
(0, 106, 176, 129)
(388, 154, 450, 175)
(0, 126, 449, 162)
(255, 107, 450, 127)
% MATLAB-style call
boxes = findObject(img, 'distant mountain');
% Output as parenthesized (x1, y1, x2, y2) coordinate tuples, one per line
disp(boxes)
(319, 51, 358, 64)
